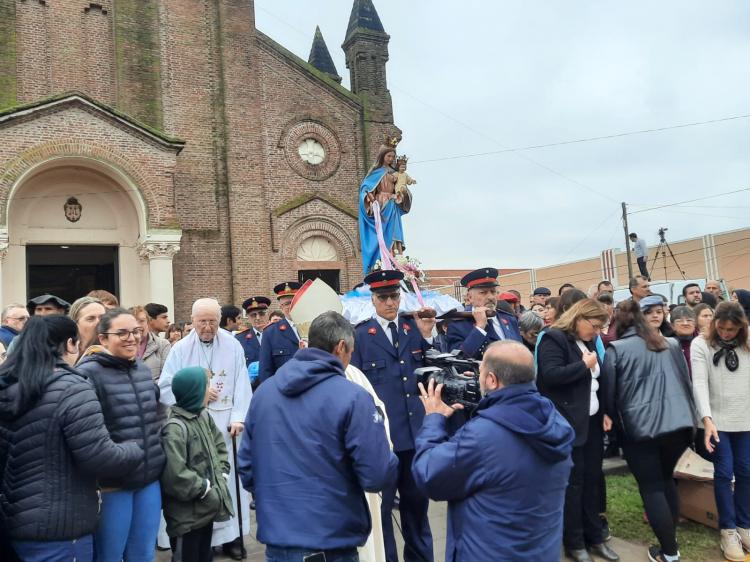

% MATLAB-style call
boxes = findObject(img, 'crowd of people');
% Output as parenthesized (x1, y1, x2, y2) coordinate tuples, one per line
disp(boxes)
(0, 272, 748, 562)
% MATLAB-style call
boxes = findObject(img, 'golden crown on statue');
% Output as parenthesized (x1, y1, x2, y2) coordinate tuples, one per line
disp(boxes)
(384, 134, 401, 148)
(396, 154, 409, 164)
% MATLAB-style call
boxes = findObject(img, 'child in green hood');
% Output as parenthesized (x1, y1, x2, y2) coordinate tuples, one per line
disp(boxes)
(161, 366, 234, 561)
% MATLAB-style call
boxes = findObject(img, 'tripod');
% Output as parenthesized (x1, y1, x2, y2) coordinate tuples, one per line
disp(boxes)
(649, 228, 685, 281)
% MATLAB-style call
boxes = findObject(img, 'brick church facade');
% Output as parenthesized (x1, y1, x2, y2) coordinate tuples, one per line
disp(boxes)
(0, 0, 399, 317)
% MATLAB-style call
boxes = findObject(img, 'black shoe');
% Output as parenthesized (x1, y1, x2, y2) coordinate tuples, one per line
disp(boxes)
(589, 542, 620, 561)
(599, 515, 611, 542)
(566, 549, 594, 562)
(222, 537, 246, 560)
(647, 545, 680, 562)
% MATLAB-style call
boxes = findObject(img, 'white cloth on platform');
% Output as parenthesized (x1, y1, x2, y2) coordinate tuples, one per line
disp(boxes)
(159, 328, 253, 546)
(345, 364, 391, 562)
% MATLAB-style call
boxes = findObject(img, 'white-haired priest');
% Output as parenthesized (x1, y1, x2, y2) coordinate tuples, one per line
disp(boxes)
(159, 297, 252, 560)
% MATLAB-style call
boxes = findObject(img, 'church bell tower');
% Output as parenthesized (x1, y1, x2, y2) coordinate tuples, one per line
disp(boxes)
(342, 0, 393, 124)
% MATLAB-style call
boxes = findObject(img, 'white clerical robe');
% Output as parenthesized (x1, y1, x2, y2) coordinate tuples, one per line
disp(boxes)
(345, 364, 391, 562)
(160, 328, 253, 546)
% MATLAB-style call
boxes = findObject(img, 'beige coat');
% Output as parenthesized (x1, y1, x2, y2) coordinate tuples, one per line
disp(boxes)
(345, 364, 391, 562)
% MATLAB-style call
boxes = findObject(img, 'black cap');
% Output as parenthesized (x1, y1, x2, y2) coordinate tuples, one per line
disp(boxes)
(273, 282, 302, 299)
(533, 287, 551, 296)
(460, 268, 499, 289)
(242, 296, 271, 312)
(27, 294, 70, 314)
(364, 269, 404, 292)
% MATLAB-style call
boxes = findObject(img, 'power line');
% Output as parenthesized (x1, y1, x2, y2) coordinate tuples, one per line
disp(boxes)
(410, 112, 750, 165)
(392, 86, 618, 203)
(628, 187, 750, 215)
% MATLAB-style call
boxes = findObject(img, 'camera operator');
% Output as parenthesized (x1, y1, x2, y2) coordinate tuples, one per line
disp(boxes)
(351, 269, 437, 562)
(412, 341, 574, 561)
(447, 268, 521, 360)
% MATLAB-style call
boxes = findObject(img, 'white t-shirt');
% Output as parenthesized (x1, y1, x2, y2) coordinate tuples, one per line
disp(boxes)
(576, 339, 600, 416)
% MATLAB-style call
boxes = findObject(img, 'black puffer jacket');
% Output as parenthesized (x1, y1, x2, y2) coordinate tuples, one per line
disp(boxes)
(77, 353, 165, 489)
(0, 365, 143, 541)
(601, 328, 697, 442)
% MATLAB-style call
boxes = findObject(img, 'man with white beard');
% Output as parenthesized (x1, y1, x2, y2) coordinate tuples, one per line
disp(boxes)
(159, 298, 252, 560)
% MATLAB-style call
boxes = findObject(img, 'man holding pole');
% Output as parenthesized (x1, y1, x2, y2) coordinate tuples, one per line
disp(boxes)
(159, 298, 252, 560)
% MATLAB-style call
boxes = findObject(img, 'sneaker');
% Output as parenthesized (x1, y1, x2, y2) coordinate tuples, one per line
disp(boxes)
(738, 527, 750, 551)
(720, 529, 745, 562)
(647, 545, 680, 562)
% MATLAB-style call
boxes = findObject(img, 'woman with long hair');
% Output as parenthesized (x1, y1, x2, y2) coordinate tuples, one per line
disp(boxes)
(130, 305, 171, 382)
(692, 302, 750, 561)
(69, 296, 107, 355)
(640, 295, 675, 337)
(602, 301, 696, 562)
(692, 303, 714, 336)
(76, 308, 165, 561)
(358, 142, 411, 273)
(536, 299, 619, 562)
(0, 316, 142, 561)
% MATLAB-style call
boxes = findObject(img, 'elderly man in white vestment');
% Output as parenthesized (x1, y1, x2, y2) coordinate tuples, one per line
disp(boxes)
(159, 298, 252, 560)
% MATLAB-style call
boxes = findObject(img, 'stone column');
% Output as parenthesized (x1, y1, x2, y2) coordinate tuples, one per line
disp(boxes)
(137, 231, 182, 316)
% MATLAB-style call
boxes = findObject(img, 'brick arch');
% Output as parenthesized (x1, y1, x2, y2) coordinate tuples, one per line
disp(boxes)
(0, 140, 163, 228)
(280, 216, 357, 261)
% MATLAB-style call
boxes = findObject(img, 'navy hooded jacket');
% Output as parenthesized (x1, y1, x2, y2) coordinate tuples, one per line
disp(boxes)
(412, 382, 574, 562)
(237, 347, 398, 550)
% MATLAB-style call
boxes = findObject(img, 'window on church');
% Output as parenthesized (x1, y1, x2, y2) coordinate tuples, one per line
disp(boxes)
(298, 138, 325, 165)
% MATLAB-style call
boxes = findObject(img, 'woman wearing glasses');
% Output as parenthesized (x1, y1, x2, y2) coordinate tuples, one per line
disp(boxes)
(601, 301, 696, 562)
(537, 299, 618, 562)
(76, 308, 166, 562)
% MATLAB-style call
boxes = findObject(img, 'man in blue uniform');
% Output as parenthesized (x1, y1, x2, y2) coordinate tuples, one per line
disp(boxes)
(235, 296, 271, 366)
(258, 282, 301, 384)
(446, 267, 521, 359)
(350, 269, 437, 562)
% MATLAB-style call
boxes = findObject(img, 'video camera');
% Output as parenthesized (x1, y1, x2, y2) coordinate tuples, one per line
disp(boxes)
(414, 350, 482, 412)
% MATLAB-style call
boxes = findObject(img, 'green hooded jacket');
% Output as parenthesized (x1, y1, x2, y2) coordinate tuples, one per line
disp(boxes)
(160, 406, 234, 537)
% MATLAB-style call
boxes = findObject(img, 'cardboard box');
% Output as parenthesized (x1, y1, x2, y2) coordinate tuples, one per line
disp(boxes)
(674, 448, 714, 481)
(673, 448, 725, 529)
(677, 479, 719, 529)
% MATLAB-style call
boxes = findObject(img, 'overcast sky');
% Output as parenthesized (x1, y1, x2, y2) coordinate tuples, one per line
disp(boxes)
(256, 1, 750, 270)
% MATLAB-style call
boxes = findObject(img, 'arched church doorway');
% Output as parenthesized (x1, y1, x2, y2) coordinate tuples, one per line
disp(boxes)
(296, 235, 342, 293)
(3, 159, 150, 307)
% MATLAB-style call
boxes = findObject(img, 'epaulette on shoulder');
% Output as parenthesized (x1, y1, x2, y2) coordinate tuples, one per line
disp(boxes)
(354, 318, 372, 329)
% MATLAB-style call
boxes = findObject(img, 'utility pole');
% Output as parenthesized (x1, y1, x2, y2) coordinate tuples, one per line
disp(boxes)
(622, 201, 633, 281)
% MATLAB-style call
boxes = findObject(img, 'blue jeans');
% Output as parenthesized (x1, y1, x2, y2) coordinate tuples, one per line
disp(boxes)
(713, 431, 750, 530)
(95, 480, 162, 562)
(265, 545, 359, 562)
(12, 534, 93, 562)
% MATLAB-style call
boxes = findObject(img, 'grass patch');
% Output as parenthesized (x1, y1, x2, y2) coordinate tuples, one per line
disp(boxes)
(606, 473, 722, 561)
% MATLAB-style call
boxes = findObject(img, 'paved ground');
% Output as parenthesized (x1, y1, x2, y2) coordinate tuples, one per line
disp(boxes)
(155, 501, 733, 561)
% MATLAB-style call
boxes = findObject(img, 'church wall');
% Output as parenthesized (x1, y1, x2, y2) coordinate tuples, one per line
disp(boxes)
(257, 42, 365, 291)
(0, 106, 178, 228)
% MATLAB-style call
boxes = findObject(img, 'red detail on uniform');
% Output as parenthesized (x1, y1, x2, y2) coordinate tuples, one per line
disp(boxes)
(403, 323, 410, 332)
(466, 276, 497, 288)
(245, 332, 253, 340)
(277, 290, 297, 298)
(369, 279, 401, 289)
(279, 324, 287, 331)
(502, 319, 509, 325)
(368, 327, 377, 335)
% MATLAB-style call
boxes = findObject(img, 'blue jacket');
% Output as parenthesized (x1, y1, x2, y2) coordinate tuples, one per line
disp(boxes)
(412, 383, 574, 562)
(446, 308, 521, 359)
(258, 319, 299, 383)
(0, 326, 18, 349)
(237, 348, 398, 550)
(235, 328, 261, 367)
(351, 316, 431, 452)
